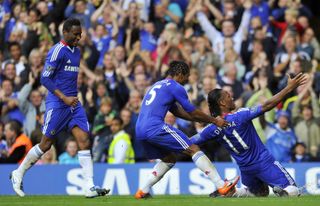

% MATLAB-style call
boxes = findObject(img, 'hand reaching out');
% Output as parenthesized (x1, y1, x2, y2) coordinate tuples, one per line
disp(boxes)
(286, 72, 308, 90)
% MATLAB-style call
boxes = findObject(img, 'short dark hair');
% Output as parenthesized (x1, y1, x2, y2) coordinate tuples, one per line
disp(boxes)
(166, 60, 190, 77)
(113, 116, 123, 126)
(8, 41, 21, 50)
(63, 18, 81, 32)
(7, 120, 22, 136)
(207, 89, 223, 117)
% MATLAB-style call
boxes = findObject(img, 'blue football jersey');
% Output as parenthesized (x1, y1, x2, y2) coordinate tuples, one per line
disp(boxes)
(136, 79, 195, 139)
(41, 41, 81, 108)
(192, 105, 275, 169)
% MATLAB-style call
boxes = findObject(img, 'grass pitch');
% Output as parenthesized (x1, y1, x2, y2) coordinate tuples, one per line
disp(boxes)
(0, 195, 319, 206)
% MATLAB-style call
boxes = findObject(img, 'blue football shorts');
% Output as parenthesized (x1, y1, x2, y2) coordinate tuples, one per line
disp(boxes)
(42, 102, 89, 138)
(139, 124, 192, 159)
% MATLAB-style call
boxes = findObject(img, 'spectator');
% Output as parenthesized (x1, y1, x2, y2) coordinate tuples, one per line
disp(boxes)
(246, 72, 275, 143)
(264, 110, 297, 162)
(120, 108, 135, 142)
(108, 117, 134, 164)
(0, 79, 25, 124)
(0, 121, 32, 163)
(64, 0, 95, 30)
(273, 35, 310, 78)
(58, 138, 79, 164)
(196, 1, 252, 60)
(191, 36, 221, 75)
(17, 73, 45, 136)
(92, 97, 117, 136)
(291, 142, 312, 162)
(270, 8, 303, 46)
(0, 120, 7, 157)
(292, 103, 320, 158)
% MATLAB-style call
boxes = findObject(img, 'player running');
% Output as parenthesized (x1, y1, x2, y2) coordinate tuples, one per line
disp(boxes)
(10, 18, 109, 198)
(135, 60, 239, 199)
(191, 73, 308, 197)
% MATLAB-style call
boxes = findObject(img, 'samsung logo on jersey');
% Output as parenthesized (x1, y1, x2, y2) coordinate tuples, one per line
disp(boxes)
(64, 65, 79, 72)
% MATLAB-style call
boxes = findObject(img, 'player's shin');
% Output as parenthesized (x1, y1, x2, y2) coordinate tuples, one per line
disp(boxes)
(141, 161, 174, 193)
(16, 144, 44, 176)
(78, 150, 95, 189)
(192, 151, 225, 188)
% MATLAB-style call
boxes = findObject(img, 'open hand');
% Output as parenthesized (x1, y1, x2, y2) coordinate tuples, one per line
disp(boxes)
(286, 72, 308, 89)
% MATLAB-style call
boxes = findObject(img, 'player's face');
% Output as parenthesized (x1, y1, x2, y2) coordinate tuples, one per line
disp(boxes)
(64, 26, 82, 47)
(221, 90, 236, 111)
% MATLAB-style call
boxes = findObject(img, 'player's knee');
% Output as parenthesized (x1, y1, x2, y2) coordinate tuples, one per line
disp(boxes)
(39, 141, 52, 152)
(161, 153, 177, 164)
(185, 144, 200, 156)
(77, 137, 90, 150)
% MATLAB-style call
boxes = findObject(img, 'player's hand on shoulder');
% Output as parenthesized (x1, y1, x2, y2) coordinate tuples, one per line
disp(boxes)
(213, 116, 229, 128)
(62, 96, 79, 107)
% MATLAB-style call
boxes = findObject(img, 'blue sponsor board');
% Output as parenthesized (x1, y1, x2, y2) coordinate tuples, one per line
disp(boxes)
(0, 163, 320, 195)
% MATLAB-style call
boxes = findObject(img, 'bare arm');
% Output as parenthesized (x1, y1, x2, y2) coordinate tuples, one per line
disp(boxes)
(91, 0, 108, 23)
(261, 73, 308, 113)
(164, 9, 181, 24)
(184, 1, 202, 23)
(170, 103, 228, 127)
(111, 12, 119, 38)
(204, 0, 223, 23)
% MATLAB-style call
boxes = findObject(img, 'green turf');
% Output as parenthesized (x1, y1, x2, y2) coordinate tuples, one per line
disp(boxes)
(0, 195, 319, 206)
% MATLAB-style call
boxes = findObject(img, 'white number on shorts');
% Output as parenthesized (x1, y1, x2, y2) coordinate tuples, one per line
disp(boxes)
(145, 85, 162, 105)
(222, 130, 249, 154)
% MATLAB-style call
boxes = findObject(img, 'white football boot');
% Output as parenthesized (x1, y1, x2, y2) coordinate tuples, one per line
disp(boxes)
(10, 170, 25, 197)
(85, 186, 110, 198)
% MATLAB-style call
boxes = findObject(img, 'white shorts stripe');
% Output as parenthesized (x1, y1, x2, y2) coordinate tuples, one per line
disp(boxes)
(50, 43, 63, 62)
(42, 109, 53, 134)
(163, 125, 189, 149)
(274, 161, 295, 185)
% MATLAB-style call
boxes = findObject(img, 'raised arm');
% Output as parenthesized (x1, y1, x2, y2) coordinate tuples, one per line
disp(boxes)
(196, 11, 221, 44)
(203, 0, 223, 23)
(91, 0, 108, 23)
(261, 73, 308, 113)
(18, 73, 34, 114)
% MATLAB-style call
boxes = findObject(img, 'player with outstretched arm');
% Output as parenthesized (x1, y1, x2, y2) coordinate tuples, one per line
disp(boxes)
(135, 60, 239, 199)
(191, 73, 308, 197)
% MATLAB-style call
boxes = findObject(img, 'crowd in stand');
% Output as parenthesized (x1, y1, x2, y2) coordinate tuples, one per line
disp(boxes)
(0, 0, 320, 164)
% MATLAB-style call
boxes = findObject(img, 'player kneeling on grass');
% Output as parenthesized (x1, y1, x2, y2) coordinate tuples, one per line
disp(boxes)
(191, 73, 308, 197)
(135, 60, 239, 199)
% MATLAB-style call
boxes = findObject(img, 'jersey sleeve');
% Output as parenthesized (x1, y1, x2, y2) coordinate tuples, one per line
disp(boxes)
(40, 45, 64, 93)
(171, 83, 196, 113)
(190, 124, 219, 145)
(237, 105, 263, 122)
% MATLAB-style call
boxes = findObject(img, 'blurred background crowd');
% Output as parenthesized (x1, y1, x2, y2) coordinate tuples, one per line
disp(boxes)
(0, 0, 320, 165)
